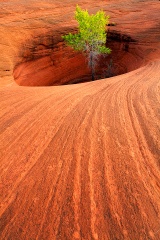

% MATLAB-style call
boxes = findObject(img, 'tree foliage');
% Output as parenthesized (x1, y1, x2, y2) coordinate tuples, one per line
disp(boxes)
(62, 5, 111, 80)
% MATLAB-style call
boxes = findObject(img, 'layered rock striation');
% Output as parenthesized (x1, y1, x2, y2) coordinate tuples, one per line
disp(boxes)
(0, 0, 160, 239)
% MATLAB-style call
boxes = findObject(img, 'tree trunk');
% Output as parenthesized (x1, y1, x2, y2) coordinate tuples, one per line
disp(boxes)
(90, 51, 95, 81)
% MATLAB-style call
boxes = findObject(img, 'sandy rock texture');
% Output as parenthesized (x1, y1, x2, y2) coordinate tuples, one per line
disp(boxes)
(0, 0, 160, 239)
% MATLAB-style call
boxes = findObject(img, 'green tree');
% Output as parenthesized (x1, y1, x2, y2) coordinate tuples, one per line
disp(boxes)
(62, 5, 111, 81)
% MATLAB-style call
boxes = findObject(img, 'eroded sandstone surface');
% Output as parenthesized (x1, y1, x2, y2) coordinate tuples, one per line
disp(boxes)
(0, 0, 160, 239)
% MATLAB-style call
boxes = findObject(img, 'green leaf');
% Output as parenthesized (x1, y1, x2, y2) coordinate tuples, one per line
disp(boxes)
(62, 5, 111, 80)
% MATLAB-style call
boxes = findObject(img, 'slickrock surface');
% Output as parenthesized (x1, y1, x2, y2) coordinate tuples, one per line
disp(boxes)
(0, 0, 160, 239)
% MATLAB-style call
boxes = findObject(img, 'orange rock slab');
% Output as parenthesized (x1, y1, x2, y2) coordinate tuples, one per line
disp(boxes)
(0, 0, 160, 239)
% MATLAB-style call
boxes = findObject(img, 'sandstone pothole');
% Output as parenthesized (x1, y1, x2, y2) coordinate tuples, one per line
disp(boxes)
(13, 30, 142, 86)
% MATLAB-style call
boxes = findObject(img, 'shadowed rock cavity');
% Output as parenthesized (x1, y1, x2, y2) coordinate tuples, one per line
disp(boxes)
(13, 29, 143, 86)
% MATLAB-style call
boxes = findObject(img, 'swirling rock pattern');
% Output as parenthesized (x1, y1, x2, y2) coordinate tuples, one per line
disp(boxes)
(0, 0, 160, 239)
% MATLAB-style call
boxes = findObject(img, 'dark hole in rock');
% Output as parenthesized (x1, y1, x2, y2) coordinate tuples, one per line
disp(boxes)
(13, 29, 143, 86)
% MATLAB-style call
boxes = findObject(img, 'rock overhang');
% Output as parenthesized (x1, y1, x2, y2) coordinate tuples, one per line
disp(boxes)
(13, 28, 151, 86)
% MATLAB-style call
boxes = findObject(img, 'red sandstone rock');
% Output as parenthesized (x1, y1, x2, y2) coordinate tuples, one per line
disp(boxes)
(0, 0, 160, 239)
